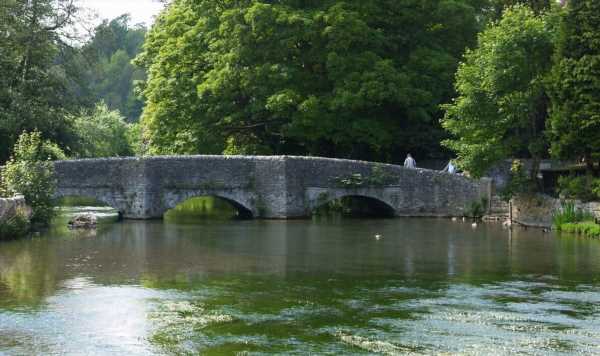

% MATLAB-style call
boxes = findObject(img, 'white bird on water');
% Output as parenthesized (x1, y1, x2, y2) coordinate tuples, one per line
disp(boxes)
(375, 234, 382, 240)
(471, 222, 478, 228)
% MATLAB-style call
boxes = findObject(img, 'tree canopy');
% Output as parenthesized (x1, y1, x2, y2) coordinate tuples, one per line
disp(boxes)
(70, 103, 134, 158)
(136, 0, 485, 161)
(547, 0, 600, 173)
(442, 5, 557, 177)
(0, 0, 79, 163)
(78, 15, 147, 122)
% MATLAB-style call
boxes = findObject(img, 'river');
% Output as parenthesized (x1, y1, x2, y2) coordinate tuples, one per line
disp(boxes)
(1, 203, 600, 355)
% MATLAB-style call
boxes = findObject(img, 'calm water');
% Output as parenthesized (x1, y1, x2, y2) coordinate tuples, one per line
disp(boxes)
(2, 207, 600, 355)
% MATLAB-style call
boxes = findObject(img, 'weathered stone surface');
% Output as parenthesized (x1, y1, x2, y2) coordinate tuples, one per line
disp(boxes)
(511, 194, 600, 228)
(0, 195, 32, 222)
(53, 156, 491, 219)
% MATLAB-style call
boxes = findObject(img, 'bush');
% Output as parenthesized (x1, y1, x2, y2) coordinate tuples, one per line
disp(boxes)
(71, 103, 133, 158)
(592, 179, 600, 199)
(465, 198, 488, 218)
(0, 210, 30, 240)
(557, 175, 600, 202)
(500, 160, 535, 201)
(2, 131, 59, 226)
(10, 130, 67, 162)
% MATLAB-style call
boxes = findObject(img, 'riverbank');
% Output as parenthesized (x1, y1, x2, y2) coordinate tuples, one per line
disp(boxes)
(556, 221, 600, 238)
(508, 193, 600, 236)
(0, 195, 31, 240)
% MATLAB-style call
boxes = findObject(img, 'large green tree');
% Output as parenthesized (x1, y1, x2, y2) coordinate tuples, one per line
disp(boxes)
(547, 0, 600, 173)
(136, 0, 484, 161)
(488, 0, 551, 18)
(442, 5, 556, 177)
(0, 0, 79, 163)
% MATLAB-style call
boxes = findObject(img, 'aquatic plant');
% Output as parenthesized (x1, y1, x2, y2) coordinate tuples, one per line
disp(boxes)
(465, 198, 488, 218)
(558, 222, 600, 238)
(552, 202, 595, 228)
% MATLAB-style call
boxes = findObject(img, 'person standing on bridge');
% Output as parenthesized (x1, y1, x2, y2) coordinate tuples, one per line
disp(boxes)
(404, 154, 416, 169)
(443, 160, 456, 174)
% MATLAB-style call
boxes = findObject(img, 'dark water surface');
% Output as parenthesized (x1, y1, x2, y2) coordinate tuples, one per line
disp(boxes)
(2, 208, 600, 355)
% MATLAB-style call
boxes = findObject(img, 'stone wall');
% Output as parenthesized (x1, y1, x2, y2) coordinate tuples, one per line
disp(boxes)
(0, 195, 31, 223)
(285, 156, 491, 217)
(511, 194, 600, 228)
(54, 156, 491, 219)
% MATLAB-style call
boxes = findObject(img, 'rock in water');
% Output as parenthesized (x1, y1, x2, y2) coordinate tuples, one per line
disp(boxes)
(68, 214, 97, 229)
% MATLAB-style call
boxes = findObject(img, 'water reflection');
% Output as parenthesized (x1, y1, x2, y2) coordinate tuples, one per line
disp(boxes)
(1, 211, 600, 354)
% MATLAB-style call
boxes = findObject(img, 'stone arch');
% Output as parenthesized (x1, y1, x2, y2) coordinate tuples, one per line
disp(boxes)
(308, 188, 397, 217)
(53, 189, 125, 217)
(161, 190, 256, 219)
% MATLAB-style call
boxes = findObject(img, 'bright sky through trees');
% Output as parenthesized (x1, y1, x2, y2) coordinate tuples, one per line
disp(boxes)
(79, 0, 164, 26)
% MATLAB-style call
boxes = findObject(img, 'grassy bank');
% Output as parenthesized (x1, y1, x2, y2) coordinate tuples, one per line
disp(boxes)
(553, 203, 600, 238)
(556, 221, 600, 238)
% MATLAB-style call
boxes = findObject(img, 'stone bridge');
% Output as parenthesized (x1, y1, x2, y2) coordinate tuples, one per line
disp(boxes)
(53, 156, 491, 219)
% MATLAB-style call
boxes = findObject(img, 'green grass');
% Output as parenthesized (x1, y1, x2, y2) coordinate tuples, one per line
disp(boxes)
(552, 202, 595, 227)
(557, 221, 600, 238)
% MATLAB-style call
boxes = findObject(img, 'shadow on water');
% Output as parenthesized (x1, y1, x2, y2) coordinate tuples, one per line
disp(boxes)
(313, 196, 396, 218)
(164, 197, 252, 223)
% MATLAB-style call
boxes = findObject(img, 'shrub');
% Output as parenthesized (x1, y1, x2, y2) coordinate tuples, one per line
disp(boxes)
(71, 103, 133, 158)
(500, 160, 534, 201)
(592, 179, 600, 199)
(10, 130, 67, 162)
(557, 175, 599, 202)
(0, 209, 30, 240)
(465, 198, 488, 218)
(2, 131, 59, 226)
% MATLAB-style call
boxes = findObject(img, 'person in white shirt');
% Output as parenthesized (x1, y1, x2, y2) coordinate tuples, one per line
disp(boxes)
(443, 160, 456, 174)
(404, 154, 416, 169)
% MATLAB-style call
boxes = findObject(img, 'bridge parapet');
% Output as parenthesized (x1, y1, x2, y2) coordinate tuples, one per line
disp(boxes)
(53, 156, 490, 219)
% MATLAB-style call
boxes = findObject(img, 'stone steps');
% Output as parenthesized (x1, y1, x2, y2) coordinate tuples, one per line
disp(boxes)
(483, 195, 510, 222)
(489, 195, 509, 214)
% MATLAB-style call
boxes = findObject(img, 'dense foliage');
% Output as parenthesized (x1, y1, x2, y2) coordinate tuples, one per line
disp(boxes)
(547, 0, 600, 173)
(1, 132, 61, 226)
(0, 1, 148, 163)
(0, 211, 30, 241)
(0, 0, 80, 163)
(71, 103, 133, 158)
(77, 16, 147, 122)
(442, 5, 556, 178)
(557, 175, 600, 202)
(136, 0, 485, 160)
